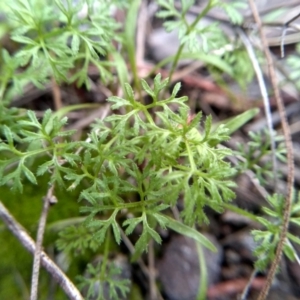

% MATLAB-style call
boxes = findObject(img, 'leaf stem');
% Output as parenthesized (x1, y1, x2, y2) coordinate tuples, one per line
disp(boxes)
(196, 242, 207, 300)
(223, 203, 260, 222)
(168, 0, 214, 83)
(185, 139, 196, 172)
(100, 228, 111, 280)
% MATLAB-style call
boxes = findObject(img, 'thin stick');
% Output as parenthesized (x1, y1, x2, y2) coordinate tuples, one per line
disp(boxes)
(30, 185, 55, 300)
(119, 227, 149, 276)
(119, 227, 164, 300)
(136, 0, 147, 67)
(248, 1, 295, 299)
(237, 27, 278, 189)
(51, 77, 62, 111)
(148, 239, 157, 300)
(0, 200, 83, 300)
(240, 269, 258, 300)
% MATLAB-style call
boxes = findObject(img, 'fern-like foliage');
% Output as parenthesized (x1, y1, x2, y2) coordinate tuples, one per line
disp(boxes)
(156, 0, 246, 53)
(56, 224, 100, 253)
(252, 192, 300, 271)
(0, 74, 236, 259)
(0, 109, 79, 191)
(77, 261, 131, 300)
(155, 0, 252, 87)
(0, 0, 125, 102)
(60, 74, 234, 258)
(235, 129, 286, 185)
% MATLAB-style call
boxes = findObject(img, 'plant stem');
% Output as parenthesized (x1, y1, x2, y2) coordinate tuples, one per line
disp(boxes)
(0, 80, 8, 100)
(223, 203, 260, 223)
(185, 140, 196, 172)
(143, 109, 156, 126)
(196, 242, 207, 300)
(100, 228, 111, 280)
(168, 0, 214, 83)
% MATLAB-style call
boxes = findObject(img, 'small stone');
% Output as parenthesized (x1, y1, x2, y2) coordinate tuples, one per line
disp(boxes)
(158, 234, 222, 300)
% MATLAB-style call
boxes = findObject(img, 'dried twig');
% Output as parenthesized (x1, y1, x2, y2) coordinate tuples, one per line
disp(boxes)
(0, 200, 83, 300)
(148, 239, 157, 300)
(51, 77, 62, 111)
(207, 277, 267, 299)
(119, 227, 165, 300)
(136, 0, 148, 67)
(119, 226, 149, 276)
(30, 185, 56, 300)
(248, 1, 295, 299)
(240, 269, 258, 300)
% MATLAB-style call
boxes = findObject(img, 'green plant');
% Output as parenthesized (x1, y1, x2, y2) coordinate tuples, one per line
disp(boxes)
(0, 0, 122, 102)
(252, 192, 300, 271)
(77, 260, 131, 300)
(155, 0, 248, 81)
(0, 74, 238, 298)
(236, 129, 286, 185)
(1, 73, 235, 248)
